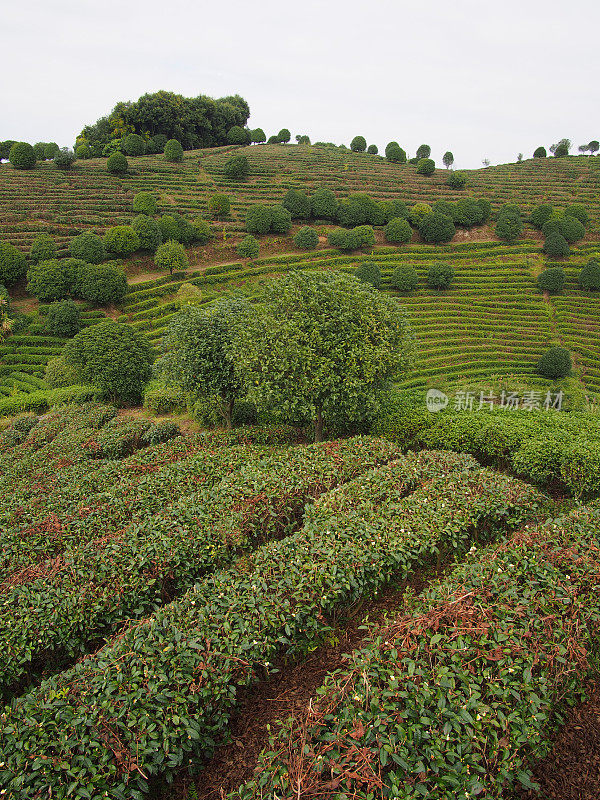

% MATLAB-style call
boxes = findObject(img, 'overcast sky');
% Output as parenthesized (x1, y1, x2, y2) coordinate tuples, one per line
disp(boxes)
(2, 0, 599, 168)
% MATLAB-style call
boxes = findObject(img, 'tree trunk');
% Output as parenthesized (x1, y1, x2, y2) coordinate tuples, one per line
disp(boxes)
(223, 398, 234, 431)
(314, 406, 324, 443)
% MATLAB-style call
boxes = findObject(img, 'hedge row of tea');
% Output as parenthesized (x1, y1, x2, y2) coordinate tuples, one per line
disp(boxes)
(234, 503, 600, 800)
(0, 453, 539, 797)
(0, 435, 402, 696)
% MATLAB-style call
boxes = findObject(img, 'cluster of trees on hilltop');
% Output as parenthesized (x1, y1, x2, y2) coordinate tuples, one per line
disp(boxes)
(76, 91, 250, 155)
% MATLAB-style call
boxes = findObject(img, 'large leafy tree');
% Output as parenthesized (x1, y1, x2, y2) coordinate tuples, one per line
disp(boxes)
(235, 271, 413, 441)
(156, 300, 248, 429)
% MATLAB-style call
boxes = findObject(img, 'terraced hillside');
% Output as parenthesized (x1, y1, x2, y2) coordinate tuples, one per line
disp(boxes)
(1, 144, 599, 399)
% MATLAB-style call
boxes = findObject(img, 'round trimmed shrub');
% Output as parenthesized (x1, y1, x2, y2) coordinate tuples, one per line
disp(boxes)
(270, 204, 292, 234)
(33, 143, 47, 160)
(77, 263, 128, 305)
(427, 263, 454, 289)
(76, 144, 92, 159)
(54, 148, 76, 170)
(408, 202, 433, 227)
(446, 171, 466, 189)
(132, 215, 162, 252)
(0, 242, 27, 286)
(251, 128, 266, 144)
(385, 142, 406, 163)
(477, 199, 492, 222)
(384, 217, 412, 244)
(579, 259, 600, 291)
(353, 225, 376, 247)
(103, 225, 140, 257)
(391, 266, 418, 292)
(164, 139, 184, 163)
(9, 142, 35, 170)
(381, 199, 409, 223)
(533, 146, 547, 158)
(416, 144, 431, 159)
(155, 240, 189, 274)
(30, 234, 56, 265)
(224, 154, 249, 179)
(45, 356, 79, 388)
(189, 218, 211, 244)
(543, 232, 570, 258)
(367, 144, 378, 155)
(44, 142, 60, 160)
(327, 228, 361, 251)
(495, 212, 523, 242)
(542, 216, 585, 244)
(537, 267, 565, 294)
(132, 191, 158, 215)
(350, 136, 367, 152)
(237, 234, 259, 259)
(208, 194, 230, 218)
(106, 152, 128, 175)
(26, 259, 69, 301)
(227, 126, 247, 145)
(46, 299, 81, 336)
(419, 212, 456, 244)
(564, 204, 589, 227)
(245, 204, 273, 234)
(69, 233, 105, 264)
(355, 261, 381, 288)
(277, 129, 291, 144)
(63, 320, 153, 404)
(310, 189, 339, 220)
(537, 346, 571, 379)
(294, 226, 320, 250)
(282, 189, 311, 219)
(453, 198, 484, 227)
(416, 158, 435, 176)
(529, 204, 553, 229)
(123, 134, 145, 156)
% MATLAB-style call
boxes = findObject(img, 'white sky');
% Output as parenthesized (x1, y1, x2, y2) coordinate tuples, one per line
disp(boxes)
(2, 0, 599, 168)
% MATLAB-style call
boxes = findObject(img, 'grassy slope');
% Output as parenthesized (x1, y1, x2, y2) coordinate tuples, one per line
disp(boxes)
(1, 145, 599, 397)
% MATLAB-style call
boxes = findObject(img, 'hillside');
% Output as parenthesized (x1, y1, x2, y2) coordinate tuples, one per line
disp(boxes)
(1, 144, 600, 401)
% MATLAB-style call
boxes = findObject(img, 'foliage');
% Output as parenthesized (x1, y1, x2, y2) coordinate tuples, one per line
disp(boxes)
(529, 203, 553, 229)
(227, 125, 248, 145)
(453, 198, 484, 227)
(533, 146, 547, 158)
(337, 194, 385, 227)
(224, 154, 250, 179)
(419, 212, 456, 244)
(277, 128, 291, 143)
(132, 214, 162, 252)
(442, 150, 454, 168)
(77, 262, 128, 305)
(427, 262, 455, 289)
(69, 232, 105, 264)
(385, 141, 406, 163)
(408, 202, 433, 227)
(353, 225, 376, 247)
(391, 265, 418, 292)
(367, 144, 378, 155)
(164, 139, 184, 162)
(543, 231, 570, 257)
(27, 259, 71, 301)
(0, 242, 26, 287)
(293, 226, 320, 250)
(327, 228, 361, 251)
(43, 142, 60, 159)
(537, 266, 565, 294)
(416, 157, 435, 176)
(384, 217, 412, 244)
(123, 133, 146, 156)
(380, 199, 409, 222)
(579, 258, 600, 291)
(563, 203, 589, 226)
(251, 128, 266, 143)
(29, 234, 56, 264)
(208, 193, 230, 218)
(355, 261, 381, 288)
(155, 239, 189, 275)
(282, 188, 311, 219)
(44, 356, 80, 388)
(350, 135, 367, 152)
(537, 346, 572, 378)
(310, 188, 339, 220)
(106, 151, 128, 175)
(236, 234, 259, 259)
(270, 204, 292, 234)
(416, 143, 431, 159)
(46, 299, 81, 337)
(495, 209, 523, 242)
(132, 191, 158, 215)
(245, 204, 273, 234)
(542, 215, 585, 244)
(53, 148, 76, 170)
(234, 271, 413, 441)
(103, 225, 140, 257)
(142, 381, 187, 414)
(552, 139, 570, 157)
(9, 142, 36, 169)
(175, 282, 203, 307)
(446, 170, 466, 189)
(63, 320, 153, 403)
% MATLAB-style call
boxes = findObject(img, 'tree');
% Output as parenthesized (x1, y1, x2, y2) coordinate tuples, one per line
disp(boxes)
(189, 218, 212, 244)
(132, 215, 162, 252)
(208, 194, 231, 218)
(310, 188, 339, 220)
(416, 158, 435, 176)
(251, 128, 266, 144)
(9, 142, 36, 170)
(537, 267, 565, 294)
(69, 233, 105, 264)
(106, 152, 128, 175)
(350, 136, 367, 152)
(385, 142, 406, 163)
(76, 144, 92, 159)
(123, 134, 146, 156)
(482, 158, 491, 167)
(442, 151, 454, 169)
(46, 300, 81, 337)
(380, 199, 409, 222)
(384, 217, 412, 244)
(270, 204, 292, 234)
(589, 140, 599, 155)
(579, 259, 600, 291)
(246, 204, 273, 234)
(517, 153, 523, 162)
(327, 228, 361, 251)
(227, 126, 247, 145)
(477, 198, 492, 222)
(543, 232, 570, 258)
(533, 146, 547, 158)
(164, 139, 184, 162)
(537, 346, 571, 379)
(236, 234, 259, 259)
(296, 134, 311, 145)
(234, 271, 413, 442)
(542, 215, 585, 244)
(63, 320, 152, 403)
(132, 191, 158, 215)
(563, 204, 589, 227)
(45, 356, 80, 388)
(27, 259, 71, 301)
(155, 239, 189, 275)
(453, 198, 484, 227)
(224, 154, 249, 179)
(294, 226, 320, 250)
(44, 142, 60, 160)
(353, 225, 376, 247)
(0, 285, 12, 342)
(103, 225, 140, 257)
(54, 148, 76, 170)
(529, 204, 553, 230)
(156, 300, 248, 428)
(408, 202, 433, 227)
(495, 211, 523, 243)
(277, 129, 291, 144)
(391, 266, 418, 292)
(33, 142, 48, 160)
(427, 263, 454, 289)
(77, 263, 128, 305)
(419, 212, 456, 244)
(578, 144, 589, 155)
(416, 144, 431, 159)
(0, 242, 27, 286)
(367, 144, 378, 155)
(550, 138, 571, 157)
(30, 234, 56, 264)
(0, 141, 16, 161)
(337, 194, 385, 227)
(282, 189, 311, 219)
(355, 261, 381, 288)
